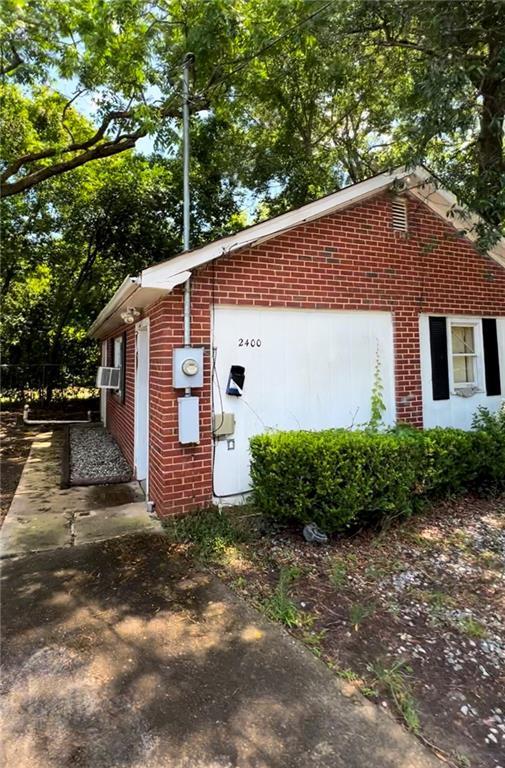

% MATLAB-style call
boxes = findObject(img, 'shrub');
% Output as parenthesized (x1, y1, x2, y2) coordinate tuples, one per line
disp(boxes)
(420, 428, 481, 497)
(250, 413, 505, 533)
(472, 404, 505, 491)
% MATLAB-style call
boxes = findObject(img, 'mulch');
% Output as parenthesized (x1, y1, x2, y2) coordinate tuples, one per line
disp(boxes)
(212, 495, 505, 768)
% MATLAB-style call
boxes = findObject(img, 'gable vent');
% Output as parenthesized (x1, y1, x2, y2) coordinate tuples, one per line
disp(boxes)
(392, 196, 408, 232)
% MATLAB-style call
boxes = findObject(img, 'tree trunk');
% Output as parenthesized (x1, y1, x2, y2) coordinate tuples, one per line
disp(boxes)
(44, 241, 100, 403)
(475, 34, 505, 225)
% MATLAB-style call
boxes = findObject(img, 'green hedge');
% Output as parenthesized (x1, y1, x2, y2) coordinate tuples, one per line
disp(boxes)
(249, 408, 505, 533)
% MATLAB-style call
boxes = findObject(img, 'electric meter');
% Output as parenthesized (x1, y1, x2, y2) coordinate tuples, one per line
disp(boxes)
(173, 347, 204, 388)
(181, 358, 199, 376)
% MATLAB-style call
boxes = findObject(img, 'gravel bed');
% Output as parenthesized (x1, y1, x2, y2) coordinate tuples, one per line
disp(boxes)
(70, 425, 132, 484)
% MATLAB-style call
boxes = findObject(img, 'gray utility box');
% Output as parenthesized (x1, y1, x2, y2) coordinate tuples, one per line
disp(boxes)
(173, 347, 204, 389)
(213, 413, 235, 437)
(178, 396, 200, 444)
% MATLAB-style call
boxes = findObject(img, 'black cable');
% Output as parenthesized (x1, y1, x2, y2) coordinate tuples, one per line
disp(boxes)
(211, 348, 225, 435)
(204, 1, 335, 98)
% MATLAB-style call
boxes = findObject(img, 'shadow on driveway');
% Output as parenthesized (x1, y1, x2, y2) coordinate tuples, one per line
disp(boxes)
(1, 533, 439, 768)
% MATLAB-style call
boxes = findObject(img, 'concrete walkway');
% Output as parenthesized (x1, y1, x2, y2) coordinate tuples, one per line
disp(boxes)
(1, 533, 439, 768)
(0, 430, 159, 557)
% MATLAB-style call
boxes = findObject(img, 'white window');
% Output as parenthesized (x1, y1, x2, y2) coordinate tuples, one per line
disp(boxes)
(113, 336, 123, 369)
(449, 320, 482, 392)
(113, 335, 124, 399)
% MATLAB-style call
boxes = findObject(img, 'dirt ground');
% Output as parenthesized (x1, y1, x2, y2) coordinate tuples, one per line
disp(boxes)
(2, 407, 503, 766)
(1, 533, 438, 768)
(167, 496, 505, 768)
(0, 411, 39, 526)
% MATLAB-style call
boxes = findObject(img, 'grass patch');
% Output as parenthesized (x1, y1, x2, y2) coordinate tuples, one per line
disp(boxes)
(455, 616, 488, 639)
(328, 557, 347, 587)
(477, 549, 502, 570)
(452, 752, 472, 768)
(331, 666, 377, 697)
(364, 564, 387, 581)
(302, 629, 327, 657)
(426, 590, 455, 610)
(410, 589, 456, 613)
(334, 666, 361, 683)
(162, 507, 252, 564)
(405, 530, 442, 552)
(262, 566, 307, 628)
(349, 602, 375, 631)
(446, 530, 473, 553)
(368, 660, 420, 734)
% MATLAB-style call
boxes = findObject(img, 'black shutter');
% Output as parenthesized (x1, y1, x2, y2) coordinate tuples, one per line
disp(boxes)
(108, 338, 114, 366)
(482, 318, 501, 396)
(120, 332, 127, 403)
(429, 316, 450, 400)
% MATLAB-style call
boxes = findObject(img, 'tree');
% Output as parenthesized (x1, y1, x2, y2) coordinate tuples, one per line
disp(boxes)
(2, 0, 503, 233)
(216, 1, 412, 213)
(334, 0, 505, 227)
(214, 0, 504, 229)
(1, 127, 241, 398)
(0, 0, 248, 196)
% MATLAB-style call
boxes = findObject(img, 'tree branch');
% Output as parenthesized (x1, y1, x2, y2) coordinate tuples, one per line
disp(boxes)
(1, 109, 137, 182)
(61, 89, 88, 144)
(0, 42, 23, 75)
(1, 136, 139, 197)
(0, 90, 209, 197)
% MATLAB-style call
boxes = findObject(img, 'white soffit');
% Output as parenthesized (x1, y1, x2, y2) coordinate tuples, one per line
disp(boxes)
(89, 282, 167, 339)
(88, 272, 192, 339)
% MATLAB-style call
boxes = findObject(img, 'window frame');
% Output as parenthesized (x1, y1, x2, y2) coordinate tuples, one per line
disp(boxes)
(112, 334, 125, 402)
(447, 318, 483, 393)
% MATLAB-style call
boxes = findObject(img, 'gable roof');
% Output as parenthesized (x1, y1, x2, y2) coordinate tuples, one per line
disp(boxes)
(89, 166, 505, 339)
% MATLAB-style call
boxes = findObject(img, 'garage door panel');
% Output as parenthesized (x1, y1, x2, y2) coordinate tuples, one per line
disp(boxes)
(212, 307, 395, 497)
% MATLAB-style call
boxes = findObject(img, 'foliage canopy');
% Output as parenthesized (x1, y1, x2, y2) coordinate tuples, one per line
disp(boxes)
(1, 0, 504, 395)
(2, 0, 504, 230)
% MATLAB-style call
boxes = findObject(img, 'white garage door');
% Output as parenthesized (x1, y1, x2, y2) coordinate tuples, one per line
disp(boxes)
(212, 306, 396, 498)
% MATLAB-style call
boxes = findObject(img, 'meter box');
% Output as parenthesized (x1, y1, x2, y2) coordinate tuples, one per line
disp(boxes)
(173, 347, 204, 389)
(212, 412, 235, 437)
(178, 396, 200, 444)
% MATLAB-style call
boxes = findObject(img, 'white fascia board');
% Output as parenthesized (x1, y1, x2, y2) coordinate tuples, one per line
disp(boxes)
(141, 165, 504, 284)
(89, 165, 503, 339)
(141, 167, 410, 287)
(141, 270, 191, 290)
(88, 272, 192, 339)
(409, 178, 505, 268)
(88, 277, 138, 338)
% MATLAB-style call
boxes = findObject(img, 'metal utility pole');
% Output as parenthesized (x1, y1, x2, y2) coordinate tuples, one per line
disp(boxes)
(182, 52, 194, 352)
(182, 52, 193, 254)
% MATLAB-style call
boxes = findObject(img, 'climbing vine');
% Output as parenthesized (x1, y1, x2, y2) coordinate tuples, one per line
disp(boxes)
(367, 346, 386, 432)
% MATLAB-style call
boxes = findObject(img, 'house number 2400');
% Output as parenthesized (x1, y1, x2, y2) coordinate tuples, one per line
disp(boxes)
(238, 338, 262, 347)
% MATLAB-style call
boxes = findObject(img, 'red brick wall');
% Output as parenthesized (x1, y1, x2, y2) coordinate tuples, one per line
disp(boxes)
(146, 290, 213, 515)
(107, 192, 505, 516)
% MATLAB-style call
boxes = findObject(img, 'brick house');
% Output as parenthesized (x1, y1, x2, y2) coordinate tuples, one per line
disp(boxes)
(89, 167, 505, 517)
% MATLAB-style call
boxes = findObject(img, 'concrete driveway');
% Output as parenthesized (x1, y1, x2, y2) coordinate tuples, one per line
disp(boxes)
(0, 533, 439, 768)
